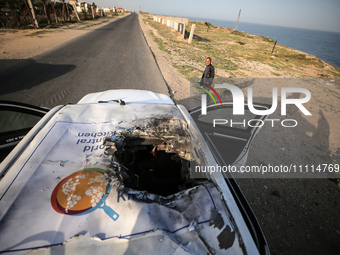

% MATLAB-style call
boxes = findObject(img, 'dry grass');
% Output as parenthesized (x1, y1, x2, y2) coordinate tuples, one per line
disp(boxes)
(142, 14, 340, 79)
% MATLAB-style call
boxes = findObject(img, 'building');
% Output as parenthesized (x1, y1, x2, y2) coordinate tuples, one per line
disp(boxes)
(69, 0, 92, 13)
(70, 0, 117, 14)
(102, 7, 115, 13)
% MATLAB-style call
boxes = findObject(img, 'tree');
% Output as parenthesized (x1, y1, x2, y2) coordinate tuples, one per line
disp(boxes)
(27, 0, 39, 28)
(4, 0, 21, 27)
(0, 0, 41, 28)
(38, 0, 51, 24)
(92, 2, 97, 19)
(80, 2, 87, 19)
(66, 2, 72, 21)
(52, 0, 59, 24)
(0, 0, 10, 27)
(71, 2, 80, 22)
(60, 0, 66, 21)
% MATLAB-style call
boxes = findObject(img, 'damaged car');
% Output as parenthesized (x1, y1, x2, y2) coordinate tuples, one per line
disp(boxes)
(0, 90, 270, 254)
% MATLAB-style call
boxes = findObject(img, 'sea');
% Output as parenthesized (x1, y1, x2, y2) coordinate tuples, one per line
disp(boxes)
(183, 17, 340, 68)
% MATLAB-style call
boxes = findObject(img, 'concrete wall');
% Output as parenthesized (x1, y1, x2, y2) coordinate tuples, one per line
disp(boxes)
(154, 15, 189, 25)
(153, 15, 188, 38)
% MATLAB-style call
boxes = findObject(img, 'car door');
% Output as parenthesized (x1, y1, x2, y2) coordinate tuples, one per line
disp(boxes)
(0, 101, 49, 163)
(190, 102, 271, 255)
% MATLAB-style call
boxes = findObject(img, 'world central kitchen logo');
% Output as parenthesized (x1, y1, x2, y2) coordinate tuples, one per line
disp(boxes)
(199, 84, 312, 128)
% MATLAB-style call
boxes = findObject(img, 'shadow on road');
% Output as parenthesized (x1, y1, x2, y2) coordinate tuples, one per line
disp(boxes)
(0, 59, 76, 96)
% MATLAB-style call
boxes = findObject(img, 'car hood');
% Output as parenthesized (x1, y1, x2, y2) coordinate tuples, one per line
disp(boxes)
(0, 93, 259, 255)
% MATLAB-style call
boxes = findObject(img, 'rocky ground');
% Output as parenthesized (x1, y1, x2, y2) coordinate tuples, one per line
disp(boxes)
(0, 13, 339, 255)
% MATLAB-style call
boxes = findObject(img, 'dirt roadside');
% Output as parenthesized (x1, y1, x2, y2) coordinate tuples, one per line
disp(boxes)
(0, 12, 339, 255)
(0, 16, 127, 72)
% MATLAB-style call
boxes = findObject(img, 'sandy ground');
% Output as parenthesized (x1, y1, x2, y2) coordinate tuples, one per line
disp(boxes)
(0, 17, 124, 72)
(138, 15, 191, 105)
(1, 13, 339, 255)
(0, 19, 116, 59)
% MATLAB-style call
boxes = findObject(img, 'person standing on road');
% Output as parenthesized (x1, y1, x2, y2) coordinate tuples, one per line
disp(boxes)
(200, 57, 215, 87)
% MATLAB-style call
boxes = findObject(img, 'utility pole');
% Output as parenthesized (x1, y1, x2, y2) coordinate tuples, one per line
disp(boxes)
(27, 0, 39, 28)
(235, 9, 241, 31)
(271, 40, 278, 54)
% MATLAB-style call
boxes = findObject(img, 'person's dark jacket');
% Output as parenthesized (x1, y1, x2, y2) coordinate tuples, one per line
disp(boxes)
(201, 64, 215, 85)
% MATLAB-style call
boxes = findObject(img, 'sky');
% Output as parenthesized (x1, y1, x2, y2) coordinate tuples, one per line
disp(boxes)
(87, 0, 340, 33)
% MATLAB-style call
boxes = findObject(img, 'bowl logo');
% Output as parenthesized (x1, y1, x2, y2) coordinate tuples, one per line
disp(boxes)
(51, 168, 119, 221)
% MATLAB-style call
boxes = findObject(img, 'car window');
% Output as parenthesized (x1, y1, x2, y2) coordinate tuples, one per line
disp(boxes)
(0, 110, 42, 133)
(0, 102, 49, 163)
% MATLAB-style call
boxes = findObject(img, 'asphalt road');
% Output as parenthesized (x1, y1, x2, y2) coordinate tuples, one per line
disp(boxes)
(0, 14, 170, 108)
